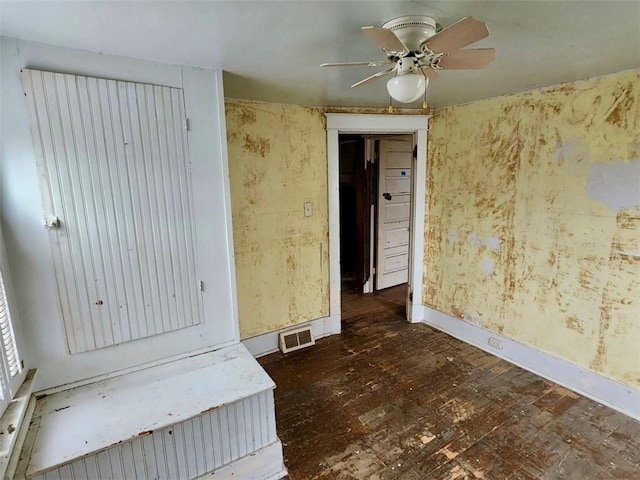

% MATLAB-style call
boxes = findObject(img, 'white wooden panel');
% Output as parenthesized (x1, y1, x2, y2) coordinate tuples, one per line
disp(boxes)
(384, 253, 409, 272)
(384, 177, 411, 195)
(384, 245, 409, 257)
(408, 127, 428, 322)
(380, 269, 408, 288)
(29, 391, 277, 480)
(386, 168, 411, 178)
(21, 69, 202, 354)
(384, 227, 410, 248)
(385, 202, 411, 222)
(387, 150, 413, 168)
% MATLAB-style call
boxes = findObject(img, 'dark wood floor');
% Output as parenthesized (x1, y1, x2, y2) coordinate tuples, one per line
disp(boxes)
(259, 285, 640, 479)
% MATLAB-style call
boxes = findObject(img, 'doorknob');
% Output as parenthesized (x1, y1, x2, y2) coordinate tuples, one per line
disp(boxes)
(383, 192, 392, 201)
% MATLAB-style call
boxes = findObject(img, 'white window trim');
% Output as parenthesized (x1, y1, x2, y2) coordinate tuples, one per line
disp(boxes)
(0, 223, 26, 410)
(0, 222, 33, 479)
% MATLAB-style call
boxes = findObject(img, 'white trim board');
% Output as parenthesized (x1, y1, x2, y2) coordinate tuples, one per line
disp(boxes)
(194, 441, 287, 480)
(242, 315, 340, 358)
(326, 114, 429, 323)
(421, 305, 640, 421)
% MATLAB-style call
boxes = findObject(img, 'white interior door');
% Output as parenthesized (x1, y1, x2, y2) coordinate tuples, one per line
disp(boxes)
(376, 137, 413, 290)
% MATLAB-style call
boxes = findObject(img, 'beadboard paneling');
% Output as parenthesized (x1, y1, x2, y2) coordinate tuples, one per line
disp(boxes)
(21, 69, 202, 354)
(30, 391, 277, 480)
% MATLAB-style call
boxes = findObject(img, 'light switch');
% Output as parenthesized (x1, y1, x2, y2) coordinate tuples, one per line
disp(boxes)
(304, 202, 313, 217)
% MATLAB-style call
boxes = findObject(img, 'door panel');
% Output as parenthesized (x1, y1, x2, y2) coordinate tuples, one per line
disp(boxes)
(385, 168, 412, 179)
(376, 138, 413, 290)
(384, 177, 411, 194)
(385, 202, 411, 222)
(387, 152, 412, 168)
(384, 253, 409, 271)
(22, 69, 203, 354)
(383, 227, 410, 249)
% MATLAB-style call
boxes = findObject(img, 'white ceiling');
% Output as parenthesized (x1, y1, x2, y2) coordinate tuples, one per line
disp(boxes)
(1, 1, 639, 108)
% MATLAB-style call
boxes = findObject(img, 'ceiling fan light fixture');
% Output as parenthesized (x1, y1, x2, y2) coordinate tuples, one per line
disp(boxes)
(386, 73, 427, 103)
(322, 14, 494, 103)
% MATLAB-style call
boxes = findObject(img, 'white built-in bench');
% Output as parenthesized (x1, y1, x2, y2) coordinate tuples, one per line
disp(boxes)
(15, 344, 286, 480)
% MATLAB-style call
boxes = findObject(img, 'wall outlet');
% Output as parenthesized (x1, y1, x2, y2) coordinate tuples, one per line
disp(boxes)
(304, 202, 313, 217)
(488, 337, 503, 350)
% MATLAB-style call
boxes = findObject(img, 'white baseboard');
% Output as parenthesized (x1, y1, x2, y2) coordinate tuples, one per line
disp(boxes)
(422, 305, 640, 421)
(194, 440, 287, 480)
(242, 315, 341, 358)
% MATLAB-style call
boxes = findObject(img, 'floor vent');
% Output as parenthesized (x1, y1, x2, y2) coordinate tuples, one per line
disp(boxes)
(279, 326, 315, 354)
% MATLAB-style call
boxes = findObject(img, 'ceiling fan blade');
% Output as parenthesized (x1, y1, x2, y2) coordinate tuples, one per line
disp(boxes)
(426, 17, 490, 53)
(420, 66, 440, 80)
(438, 48, 496, 69)
(361, 26, 408, 54)
(351, 68, 395, 88)
(321, 61, 392, 67)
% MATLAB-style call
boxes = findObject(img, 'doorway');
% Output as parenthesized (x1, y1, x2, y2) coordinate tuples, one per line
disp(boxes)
(327, 114, 430, 326)
(338, 134, 414, 296)
(338, 135, 372, 294)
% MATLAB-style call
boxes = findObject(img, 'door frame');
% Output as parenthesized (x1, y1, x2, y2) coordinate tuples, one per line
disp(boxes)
(326, 114, 430, 325)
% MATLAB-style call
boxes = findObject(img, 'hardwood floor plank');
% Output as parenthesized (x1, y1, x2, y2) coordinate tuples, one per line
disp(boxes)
(260, 285, 640, 479)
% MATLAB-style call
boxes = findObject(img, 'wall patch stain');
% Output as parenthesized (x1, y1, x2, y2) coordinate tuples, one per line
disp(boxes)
(552, 138, 591, 175)
(242, 134, 271, 158)
(463, 311, 483, 326)
(481, 257, 495, 275)
(485, 236, 501, 250)
(613, 250, 640, 258)
(590, 313, 609, 371)
(237, 106, 257, 125)
(604, 86, 633, 128)
(565, 316, 584, 334)
(586, 159, 640, 210)
(467, 232, 484, 247)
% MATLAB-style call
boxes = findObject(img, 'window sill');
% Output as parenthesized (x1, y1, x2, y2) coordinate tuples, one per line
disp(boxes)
(0, 370, 36, 479)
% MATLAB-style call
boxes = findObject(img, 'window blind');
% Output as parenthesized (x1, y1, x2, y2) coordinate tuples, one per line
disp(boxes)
(0, 268, 20, 378)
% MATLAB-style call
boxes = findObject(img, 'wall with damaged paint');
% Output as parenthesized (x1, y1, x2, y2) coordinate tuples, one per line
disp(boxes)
(424, 69, 640, 388)
(225, 99, 329, 339)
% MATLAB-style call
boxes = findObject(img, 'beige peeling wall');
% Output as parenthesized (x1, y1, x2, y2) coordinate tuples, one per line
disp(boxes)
(424, 70, 640, 387)
(225, 99, 329, 339)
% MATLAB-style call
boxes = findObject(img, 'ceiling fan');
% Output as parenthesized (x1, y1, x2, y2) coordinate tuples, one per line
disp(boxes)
(321, 15, 495, 104)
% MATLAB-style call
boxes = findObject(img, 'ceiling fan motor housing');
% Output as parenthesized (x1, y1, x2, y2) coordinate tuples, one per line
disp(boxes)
(396, 57, 421, 76)
(381, 15, 437, 52)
